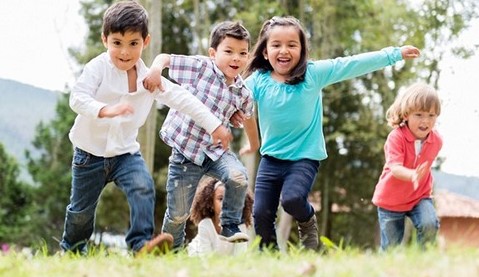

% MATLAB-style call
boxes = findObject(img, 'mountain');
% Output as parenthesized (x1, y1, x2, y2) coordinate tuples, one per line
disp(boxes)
(433, 170, 479, 201)
(0, 78, 60, 183)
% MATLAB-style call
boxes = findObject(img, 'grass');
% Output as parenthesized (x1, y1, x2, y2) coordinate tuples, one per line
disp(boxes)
(1, 242, 478, 277)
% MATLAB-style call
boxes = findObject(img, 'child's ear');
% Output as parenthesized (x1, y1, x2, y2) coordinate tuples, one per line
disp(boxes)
(208, 47, 216, 59)
(143, 34, 151, 48)
(262, 49, 268, 60)
(101, 33, 108, 48)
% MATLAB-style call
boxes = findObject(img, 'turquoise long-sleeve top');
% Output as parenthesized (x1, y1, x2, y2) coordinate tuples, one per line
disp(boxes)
(245, 47, 403, 161)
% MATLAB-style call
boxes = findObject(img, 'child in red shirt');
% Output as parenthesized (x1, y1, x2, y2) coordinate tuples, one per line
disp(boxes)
(372, 82, 442, 250)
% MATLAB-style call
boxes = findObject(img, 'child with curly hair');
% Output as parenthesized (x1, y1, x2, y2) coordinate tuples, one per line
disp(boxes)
(373, 82, 442, 250)
(187, 177, 254, 256)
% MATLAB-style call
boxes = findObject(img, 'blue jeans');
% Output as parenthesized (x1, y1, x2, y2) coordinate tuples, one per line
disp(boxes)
(162, 149, 248, 248)
(377, 198, 439, 250)
(60, 148, 155, 253)
(253, 155, 319, 249)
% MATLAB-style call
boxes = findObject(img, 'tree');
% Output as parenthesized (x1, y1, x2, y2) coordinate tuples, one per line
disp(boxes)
(25, 94, 77, 249)
(0, 143, 36, 245)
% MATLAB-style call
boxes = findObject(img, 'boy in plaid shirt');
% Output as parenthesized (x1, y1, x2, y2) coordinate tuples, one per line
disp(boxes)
(143, 21, 259, 249)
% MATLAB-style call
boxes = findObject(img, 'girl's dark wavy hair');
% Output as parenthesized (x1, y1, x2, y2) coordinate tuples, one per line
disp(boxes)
(243, 16, 309, 85)
(190, 177, 253, 228)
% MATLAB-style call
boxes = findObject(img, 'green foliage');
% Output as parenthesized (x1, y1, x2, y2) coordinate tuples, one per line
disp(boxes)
(69, 0, 112, 65)
(25, 93, 77, 249)
(0, 143, 35, 244)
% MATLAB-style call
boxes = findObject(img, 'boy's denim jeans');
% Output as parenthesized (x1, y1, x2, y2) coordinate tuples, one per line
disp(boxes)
(378, 198, 439, 250)
(60, 148, 155, 253)
(253, 155, 319, 249)
(162, 148, 248, 248)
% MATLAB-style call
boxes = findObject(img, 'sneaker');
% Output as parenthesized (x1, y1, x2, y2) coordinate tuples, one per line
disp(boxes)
(298, 214, 319, 250)
(219, 224, 249, 243)
(138, 233, 173, 255)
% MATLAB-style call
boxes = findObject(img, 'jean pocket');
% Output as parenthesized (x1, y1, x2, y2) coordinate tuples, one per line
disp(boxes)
(72, 148, 90, 167)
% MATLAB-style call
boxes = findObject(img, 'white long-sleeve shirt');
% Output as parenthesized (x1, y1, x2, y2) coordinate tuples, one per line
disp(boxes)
(187, 218, 248, 256)
(69, 52, 221, 157)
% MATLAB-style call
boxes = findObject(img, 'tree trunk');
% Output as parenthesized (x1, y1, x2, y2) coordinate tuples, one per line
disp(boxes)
(138, 0, 162, 173)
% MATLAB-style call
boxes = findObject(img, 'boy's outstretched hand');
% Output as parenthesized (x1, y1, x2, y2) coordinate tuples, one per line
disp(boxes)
(211, 125, 233, 150)
(412, 161, 429, 190)
(400, 45, 420, 59)
(143, 66, 165, 92)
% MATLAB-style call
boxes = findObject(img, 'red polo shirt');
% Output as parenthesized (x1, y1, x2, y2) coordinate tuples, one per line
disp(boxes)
(372, 125, 443, 212)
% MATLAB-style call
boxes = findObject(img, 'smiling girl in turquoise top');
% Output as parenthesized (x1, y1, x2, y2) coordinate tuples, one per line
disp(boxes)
(241, 16, 421, 251)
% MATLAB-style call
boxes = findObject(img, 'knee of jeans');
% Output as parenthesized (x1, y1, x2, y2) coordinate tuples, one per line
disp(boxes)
(280, 194, 303, 214)
(169, 213, 190, 225)
(67, 205, 95, 225)
(229, 169, 248, 187)
(418, 218, 439, 232)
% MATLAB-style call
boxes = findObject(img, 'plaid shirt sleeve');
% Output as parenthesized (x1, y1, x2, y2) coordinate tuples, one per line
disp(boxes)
(169, 55, 208, 85)
(241, 87, 254, 118)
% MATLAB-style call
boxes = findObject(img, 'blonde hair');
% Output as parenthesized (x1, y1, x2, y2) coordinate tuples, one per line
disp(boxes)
(385, 82, 441, 128)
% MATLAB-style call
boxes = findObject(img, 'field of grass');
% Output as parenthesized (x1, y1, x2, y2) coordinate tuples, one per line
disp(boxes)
(1, 243, 478, 277)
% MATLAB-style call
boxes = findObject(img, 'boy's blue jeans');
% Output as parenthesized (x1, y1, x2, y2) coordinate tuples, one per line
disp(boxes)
(377, 198, 439, 250)
(60, 148, 155, 253)
(162, 148, 248, 248)
(253, 155, 319, 249)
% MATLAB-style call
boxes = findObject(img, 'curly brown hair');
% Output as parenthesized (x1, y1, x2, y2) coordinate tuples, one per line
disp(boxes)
(190, 177, 254, 228)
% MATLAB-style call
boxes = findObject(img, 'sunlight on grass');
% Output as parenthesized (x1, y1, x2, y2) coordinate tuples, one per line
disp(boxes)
(1, 244, 478, 277)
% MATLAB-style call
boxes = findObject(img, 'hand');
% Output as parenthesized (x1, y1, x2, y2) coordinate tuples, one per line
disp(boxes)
(211, 125, 232, 150)
(98, 103, 134, 118)
(400, 45, 420, 60)
(142, 66, 165, 92)
(230, 110, 246, 128)
(411, 162, 429, 190)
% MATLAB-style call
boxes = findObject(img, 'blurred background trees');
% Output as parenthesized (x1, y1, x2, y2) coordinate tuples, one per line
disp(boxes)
(7, 0, 477, 251)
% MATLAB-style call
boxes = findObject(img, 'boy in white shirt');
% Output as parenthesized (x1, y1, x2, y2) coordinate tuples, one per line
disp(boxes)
(60, 1, 231, 255)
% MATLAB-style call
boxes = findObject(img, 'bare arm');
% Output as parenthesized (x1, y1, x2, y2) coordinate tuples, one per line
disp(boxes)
(390, 162, 429, 190)
(239, 116, 260, 155)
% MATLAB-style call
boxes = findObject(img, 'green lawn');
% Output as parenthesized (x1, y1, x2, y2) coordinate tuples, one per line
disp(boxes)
(1, 244, 478, 277)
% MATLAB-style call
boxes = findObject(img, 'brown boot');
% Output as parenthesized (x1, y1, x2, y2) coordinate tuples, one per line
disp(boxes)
(298, 214, 319, 250)
(138, 233, 173, 255)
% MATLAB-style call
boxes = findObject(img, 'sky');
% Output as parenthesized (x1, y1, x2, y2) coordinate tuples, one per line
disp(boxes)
(0, 0, 478, 178)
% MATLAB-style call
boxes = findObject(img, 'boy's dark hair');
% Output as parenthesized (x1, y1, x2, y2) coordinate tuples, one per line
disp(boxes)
(102, 1, 149, 39)
(244, 16, 309, 85)
(209, 21, 250, 50)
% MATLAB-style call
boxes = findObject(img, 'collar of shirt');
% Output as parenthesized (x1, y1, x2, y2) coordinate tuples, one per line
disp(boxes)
(400, 125, 437, 145)
(208, 58, 246, 92)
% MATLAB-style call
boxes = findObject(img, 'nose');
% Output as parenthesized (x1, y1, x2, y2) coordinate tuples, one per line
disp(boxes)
(279, 45, 288, 54)
(120, 47, 128, 55)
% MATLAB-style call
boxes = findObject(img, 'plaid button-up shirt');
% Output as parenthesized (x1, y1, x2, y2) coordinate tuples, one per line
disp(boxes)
(160, 54, 254, 165)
